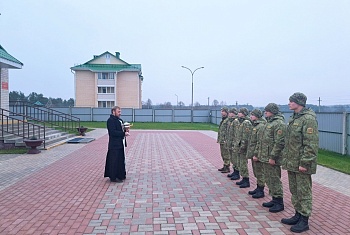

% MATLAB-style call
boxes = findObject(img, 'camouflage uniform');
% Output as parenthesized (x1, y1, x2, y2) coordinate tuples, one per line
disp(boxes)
(234, 108, 252, 188)
(217, 107, 230, 172)
(247, 109, 266, 197)
(281, 92, 319, 233)
(226, 108, 239, 173)
(256, 103, 285, 213)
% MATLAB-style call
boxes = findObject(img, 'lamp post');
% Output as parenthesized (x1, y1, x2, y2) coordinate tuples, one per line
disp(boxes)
(181, 66, 204, 122)
(175, 94, 178, 107)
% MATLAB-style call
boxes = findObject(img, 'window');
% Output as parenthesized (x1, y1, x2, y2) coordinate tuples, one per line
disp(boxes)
(98, 101, 115, 108)
(98, 72, 115, 80)
(98, 87, 115, 93)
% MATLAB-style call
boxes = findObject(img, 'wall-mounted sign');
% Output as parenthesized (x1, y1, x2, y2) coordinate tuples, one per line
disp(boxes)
(2, 82, 8, 90)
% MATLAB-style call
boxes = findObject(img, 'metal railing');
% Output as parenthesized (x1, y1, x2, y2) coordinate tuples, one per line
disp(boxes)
(10, 101, 80, 131)
(0, 108, 46, 148)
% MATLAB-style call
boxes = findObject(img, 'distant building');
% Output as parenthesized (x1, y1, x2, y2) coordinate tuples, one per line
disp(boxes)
(0, 45, 23, 110)
(71, 51, 143, 108)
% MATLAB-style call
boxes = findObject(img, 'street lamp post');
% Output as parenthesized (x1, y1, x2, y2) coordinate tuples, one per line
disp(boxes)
(175, 94, 178, 107)
(181, 66, 204, 122)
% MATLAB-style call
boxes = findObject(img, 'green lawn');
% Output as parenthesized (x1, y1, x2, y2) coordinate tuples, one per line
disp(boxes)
(318, 149, 350, 174)
(0, 148, 28, 154)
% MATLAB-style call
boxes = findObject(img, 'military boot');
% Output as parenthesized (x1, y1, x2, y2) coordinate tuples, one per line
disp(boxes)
(239, 177, 250, 188)
(248, 185, 259, 195)
(281, 211, 301, 225)
(218, 165, 225, 171)
(227, 169, 236, 178)
(262, 197, 276, 208)
(252, 186, 265, 199)
(290, 215, 309, 233)
(230, 170, 240, 180)
(221, 165, 230, 173)
(269, 197, 284, 213)
(235, 177, 244, 185)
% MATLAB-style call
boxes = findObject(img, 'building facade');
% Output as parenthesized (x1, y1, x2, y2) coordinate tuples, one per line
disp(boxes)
(0, 45, 23, 111)
(71, 51, 143, 108)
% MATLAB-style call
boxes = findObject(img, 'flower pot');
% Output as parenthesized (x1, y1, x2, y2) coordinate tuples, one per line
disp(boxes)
(77, 127, 88, 136)
(23, 139, 44, 154)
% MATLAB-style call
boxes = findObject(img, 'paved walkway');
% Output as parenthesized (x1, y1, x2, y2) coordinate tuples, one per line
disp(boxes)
(0, 129, 349, 235)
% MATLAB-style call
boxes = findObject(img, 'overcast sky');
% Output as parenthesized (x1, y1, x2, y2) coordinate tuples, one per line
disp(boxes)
(1, 0, 350, 107)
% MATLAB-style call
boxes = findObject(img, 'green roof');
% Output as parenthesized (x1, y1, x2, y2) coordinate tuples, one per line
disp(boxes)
(71, 63, 141, 72)
(0, 45, 23, 68)
(70, 51, 141, 73)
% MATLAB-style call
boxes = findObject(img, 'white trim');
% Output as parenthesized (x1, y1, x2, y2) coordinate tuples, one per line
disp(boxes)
(0, 58, 22, 69)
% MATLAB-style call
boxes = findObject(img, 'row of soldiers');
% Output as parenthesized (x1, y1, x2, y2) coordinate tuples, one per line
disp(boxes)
(216, 92, 319, 233)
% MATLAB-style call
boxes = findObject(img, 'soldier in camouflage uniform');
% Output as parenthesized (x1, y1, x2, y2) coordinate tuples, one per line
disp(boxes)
(255, 103, 285, 213)
(217, 107, 230, 173)
(226, 108, 240, 179)
(281, 92, 319, 233)
(246, 109, 267, 198)
(233, 107, 252, 188)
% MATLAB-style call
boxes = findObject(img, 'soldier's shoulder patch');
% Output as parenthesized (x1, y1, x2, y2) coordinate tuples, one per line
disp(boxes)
(307, 128, 314, 134)
(277, 130, 283, 135)
(253, 128, 257, 131)
(245, 127, 250, 132)
(267, 125, 272, 129)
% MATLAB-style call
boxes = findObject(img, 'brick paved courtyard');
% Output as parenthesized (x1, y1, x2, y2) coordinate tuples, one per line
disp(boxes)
(0, 129, 349, 235)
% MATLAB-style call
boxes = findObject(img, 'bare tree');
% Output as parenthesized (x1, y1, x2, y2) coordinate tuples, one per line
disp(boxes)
(178, 101, 185, 107)
(212, 99, 219, 106)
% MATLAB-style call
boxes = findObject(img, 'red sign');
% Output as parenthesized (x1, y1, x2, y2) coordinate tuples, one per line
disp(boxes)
(2, 82, 8, 90)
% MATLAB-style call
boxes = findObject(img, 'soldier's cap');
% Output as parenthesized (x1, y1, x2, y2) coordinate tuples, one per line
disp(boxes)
(289, 92, 307, 107)
(228, 107, 238, 114)
(251, 109, 263, 118)
(238, 107, 249, 116)
(221, 106, 229, 113)
(264, 103, 279, 114)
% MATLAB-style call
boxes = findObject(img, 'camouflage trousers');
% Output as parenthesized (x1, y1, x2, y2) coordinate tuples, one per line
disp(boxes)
(251, 160, 265, 187)
(220, 143, 230, 166)
(288, 171, 313, 217)
(262, 162, 283, 198)
(238, 152, 249, 177)
(229, 149, 238, 170)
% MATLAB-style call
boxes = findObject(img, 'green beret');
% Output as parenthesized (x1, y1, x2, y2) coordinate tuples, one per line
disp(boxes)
(221, 106, 228, 113)
(238, 107, 249, 116)
(251, 109, 263, 118)
(289, 92, 307, 107)
(264, 103, 279, 114)
(229, 108, 238, 114)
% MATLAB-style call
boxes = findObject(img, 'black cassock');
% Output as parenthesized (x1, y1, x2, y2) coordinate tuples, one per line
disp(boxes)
(104, 115, 126, 181)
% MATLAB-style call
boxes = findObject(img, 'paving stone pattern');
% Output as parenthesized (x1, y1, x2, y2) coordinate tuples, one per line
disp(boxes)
(0, 130, 349, 235)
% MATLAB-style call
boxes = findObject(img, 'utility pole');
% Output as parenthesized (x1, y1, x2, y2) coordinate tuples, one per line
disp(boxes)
(318, 97, 322, 113)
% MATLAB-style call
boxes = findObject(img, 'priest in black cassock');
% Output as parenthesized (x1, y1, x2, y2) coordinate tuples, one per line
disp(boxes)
(104, 106, 129, 183)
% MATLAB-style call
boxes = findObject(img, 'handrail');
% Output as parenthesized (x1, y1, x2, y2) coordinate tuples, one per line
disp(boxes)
(9, 101, 80, 131)
(0, 108, 46, 148)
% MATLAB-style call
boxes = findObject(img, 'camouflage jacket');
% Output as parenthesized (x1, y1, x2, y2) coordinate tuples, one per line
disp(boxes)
(282, 108, 319, 174)
(255, 113, 285, 164)
(217, 116, 229, 143)
(233, 117, 252, 154)
(226, 117, 240, 149)
(246, 117, 267, 159)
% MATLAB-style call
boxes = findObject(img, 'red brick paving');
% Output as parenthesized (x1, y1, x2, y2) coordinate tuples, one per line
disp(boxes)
(0, 130, 349, 234)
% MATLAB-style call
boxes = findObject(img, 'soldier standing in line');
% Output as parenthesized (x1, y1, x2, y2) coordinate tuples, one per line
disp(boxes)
(246, 109, 267, 198)
(281, 92, 319, 233)
(233, 107, 252, 188)
(226, 108, 240, 179)
(254, 103, 285, 213)
(217, 107, 231, 173)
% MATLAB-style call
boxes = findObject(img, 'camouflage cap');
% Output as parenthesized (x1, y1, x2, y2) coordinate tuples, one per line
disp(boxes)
(238, 107, 249, 116)
(221, 106, 229, 113)
(229, 107, 238, 114)
(251, 109, 263, 118)
(264, 103, 279, 114)
(289, 92, 307, 107)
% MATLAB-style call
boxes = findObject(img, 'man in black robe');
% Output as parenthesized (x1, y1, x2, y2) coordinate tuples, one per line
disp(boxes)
(104, 106, 129, 183)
